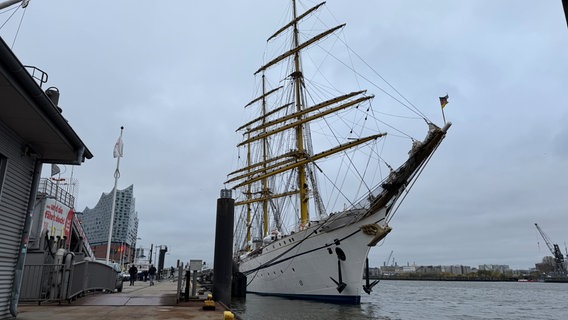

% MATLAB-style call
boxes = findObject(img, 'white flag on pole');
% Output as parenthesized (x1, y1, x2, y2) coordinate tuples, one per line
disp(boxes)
(113, 136, 124, 158)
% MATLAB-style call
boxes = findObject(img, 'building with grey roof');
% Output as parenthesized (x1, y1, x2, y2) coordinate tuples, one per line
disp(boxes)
(79, 185, 138, 263)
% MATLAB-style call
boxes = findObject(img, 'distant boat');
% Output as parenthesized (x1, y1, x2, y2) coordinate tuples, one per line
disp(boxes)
(226, 0, 451, 304)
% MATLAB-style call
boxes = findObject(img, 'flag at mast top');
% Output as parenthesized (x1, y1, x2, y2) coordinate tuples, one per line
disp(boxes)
(439, 94, 449, 109)
(113, 126, 124, 158)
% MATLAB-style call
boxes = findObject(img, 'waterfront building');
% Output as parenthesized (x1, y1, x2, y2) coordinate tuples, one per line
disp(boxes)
(402, 266, 417, 273)
(441, 265, 472, 275)
(78, 184, 138, 264)
(28, 177, 95, 257)
(368, 267, 381, 277)
(0, 36, 92, 318)
(478, 264, 511, 274)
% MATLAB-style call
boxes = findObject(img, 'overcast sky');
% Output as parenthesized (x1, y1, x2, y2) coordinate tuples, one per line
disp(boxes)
(2, 1, 567, 270)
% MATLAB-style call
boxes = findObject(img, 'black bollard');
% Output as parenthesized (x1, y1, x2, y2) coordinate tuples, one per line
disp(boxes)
(212, 189, 234, 306)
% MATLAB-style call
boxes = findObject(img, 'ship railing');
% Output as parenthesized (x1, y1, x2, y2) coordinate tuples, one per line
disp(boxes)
(341, 182, 386, 212)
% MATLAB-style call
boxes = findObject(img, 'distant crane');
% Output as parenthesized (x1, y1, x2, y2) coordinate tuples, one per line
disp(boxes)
(384, 250, 394, 266)
(534, 223, 566, 275)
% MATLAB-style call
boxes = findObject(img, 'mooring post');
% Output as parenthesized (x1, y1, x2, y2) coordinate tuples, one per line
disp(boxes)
(184, 270, 190, 302)
(213, 189, 234, 306)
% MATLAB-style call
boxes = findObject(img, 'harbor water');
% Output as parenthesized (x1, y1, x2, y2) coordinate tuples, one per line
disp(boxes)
(230, 280, 568, 320)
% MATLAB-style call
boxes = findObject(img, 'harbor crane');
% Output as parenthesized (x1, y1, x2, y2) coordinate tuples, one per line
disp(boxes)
(384, 250, 394, 266)
(534, 223, 566, 275)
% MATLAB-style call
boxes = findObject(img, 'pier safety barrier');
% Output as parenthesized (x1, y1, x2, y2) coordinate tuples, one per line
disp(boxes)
(19, 260, 121, 304)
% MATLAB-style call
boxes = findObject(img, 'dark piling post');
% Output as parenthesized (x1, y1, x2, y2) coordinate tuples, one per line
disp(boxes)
(213, 189, 234, 306)
(184, 270, 190, 302)
(158, 246, 167, 280)
(231, 261, 247, 298)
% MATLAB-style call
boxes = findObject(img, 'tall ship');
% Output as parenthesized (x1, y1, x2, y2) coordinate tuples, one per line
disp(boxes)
(226, 0, 451, 304)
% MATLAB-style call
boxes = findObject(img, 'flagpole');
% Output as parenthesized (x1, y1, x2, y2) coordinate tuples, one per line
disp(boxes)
(106, 126, 124, 264)
(441, 108, 447, 125)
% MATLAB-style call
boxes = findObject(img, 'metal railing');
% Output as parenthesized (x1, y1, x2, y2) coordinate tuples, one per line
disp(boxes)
(19, 264, 66, 303)
(67, 260, 120, 299)
(37, 178, 75, 208)
(24, 65, 48, 88)
(20, 260, 121, 304)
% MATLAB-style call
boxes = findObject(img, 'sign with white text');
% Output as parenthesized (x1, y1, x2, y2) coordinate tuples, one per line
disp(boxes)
(42, 198, 74, 244)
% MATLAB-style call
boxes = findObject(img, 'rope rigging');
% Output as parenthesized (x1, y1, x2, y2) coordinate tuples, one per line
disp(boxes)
(0, 1, 29, 49)
(231, 1, 450, 261)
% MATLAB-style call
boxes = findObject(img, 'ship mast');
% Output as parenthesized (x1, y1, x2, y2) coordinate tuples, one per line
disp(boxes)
(291, 0, 310, 227)
(261, 75, 270, 237)
(245, 132, 252, 247)
(228, 0, 375, 234)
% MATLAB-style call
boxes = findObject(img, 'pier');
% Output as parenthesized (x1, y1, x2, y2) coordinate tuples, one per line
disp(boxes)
(16, 279, 229, 320)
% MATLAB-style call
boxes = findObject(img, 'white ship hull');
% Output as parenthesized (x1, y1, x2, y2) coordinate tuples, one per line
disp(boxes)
(238, 209, 387, 304)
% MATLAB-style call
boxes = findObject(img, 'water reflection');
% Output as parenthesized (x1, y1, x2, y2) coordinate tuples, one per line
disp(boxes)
(229, 280, 568, 320)
(231, 294, 382, 320)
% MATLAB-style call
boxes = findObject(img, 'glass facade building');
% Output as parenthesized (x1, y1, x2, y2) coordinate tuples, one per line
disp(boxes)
(78, 184, 138, 262)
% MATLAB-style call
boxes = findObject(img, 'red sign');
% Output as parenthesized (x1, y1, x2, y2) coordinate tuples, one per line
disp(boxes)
(42, 198, 74, 245)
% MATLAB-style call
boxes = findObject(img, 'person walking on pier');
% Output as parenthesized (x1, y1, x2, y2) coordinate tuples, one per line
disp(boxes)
(148, 264, 157, 286)
(128, 265, 138, 286)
